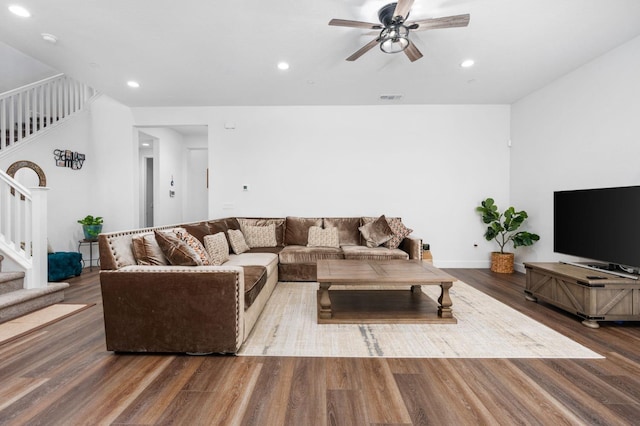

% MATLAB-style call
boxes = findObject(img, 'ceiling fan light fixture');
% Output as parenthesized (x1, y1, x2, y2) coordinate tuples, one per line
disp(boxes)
(379, 25, 409, 54)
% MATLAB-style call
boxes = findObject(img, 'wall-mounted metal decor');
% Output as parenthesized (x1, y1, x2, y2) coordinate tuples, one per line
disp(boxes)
(53, 149, 85, 170)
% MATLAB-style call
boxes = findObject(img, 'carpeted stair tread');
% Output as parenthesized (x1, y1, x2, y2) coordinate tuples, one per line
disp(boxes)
(0, 282, 69, 323)
(0, 271, 25, 283)
(0, 283, 69, 309)
(0, 272, 26, 295)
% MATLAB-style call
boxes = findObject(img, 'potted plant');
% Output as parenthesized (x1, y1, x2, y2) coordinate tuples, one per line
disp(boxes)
(78, 215, 103, 241)
(475, 198, 540, 273)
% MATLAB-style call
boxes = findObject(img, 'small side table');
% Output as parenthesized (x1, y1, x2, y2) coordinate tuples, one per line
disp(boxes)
(78, 239, 99, 270)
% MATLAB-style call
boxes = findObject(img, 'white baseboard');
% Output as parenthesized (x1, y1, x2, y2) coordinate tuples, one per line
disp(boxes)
(433, 260, 491, 269)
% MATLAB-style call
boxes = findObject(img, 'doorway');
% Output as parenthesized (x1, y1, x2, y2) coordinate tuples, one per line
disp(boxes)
(144, 157, 154, 227)
(135, 125, 208, 227)
(138, 131, 156, 228)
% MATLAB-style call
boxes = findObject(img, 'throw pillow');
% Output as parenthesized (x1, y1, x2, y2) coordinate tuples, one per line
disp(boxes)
(132, 234, 168, 265)
(383, 217, 413, 249)
(227, 229, 250, 254)
(243, 224, 277, 248)
(204, 232, 230, 265)
(358, 214, 394, 248)
(173, 228, 211, 265)
(307, 226, 340, 248)
(154, 230, 202, 266)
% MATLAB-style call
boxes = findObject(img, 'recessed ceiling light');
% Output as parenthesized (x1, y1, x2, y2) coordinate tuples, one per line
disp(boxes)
(41, 33, 58, 44)
(9, 5, 31, 17)
(127, 81, 140, 88)
(141, 142, 150, 147)
(277, 62, 290, 70)
(460, 59, 475, 68)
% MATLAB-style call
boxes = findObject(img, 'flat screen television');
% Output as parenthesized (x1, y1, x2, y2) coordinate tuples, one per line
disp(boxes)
(554, 185, 640, 271)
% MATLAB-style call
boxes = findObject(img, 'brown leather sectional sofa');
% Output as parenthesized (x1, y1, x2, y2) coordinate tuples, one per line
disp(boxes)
(98, 216, 423, 354)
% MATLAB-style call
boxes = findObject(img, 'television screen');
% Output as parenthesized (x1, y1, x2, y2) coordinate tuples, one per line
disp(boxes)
(554, 185, 640, 268)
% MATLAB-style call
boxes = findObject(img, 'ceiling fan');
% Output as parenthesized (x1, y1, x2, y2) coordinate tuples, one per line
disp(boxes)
(329, 0, 470, 62)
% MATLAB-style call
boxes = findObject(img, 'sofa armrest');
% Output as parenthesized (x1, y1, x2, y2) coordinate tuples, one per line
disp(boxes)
(399, 236, 422, 260)
(99, 266, 245, 354)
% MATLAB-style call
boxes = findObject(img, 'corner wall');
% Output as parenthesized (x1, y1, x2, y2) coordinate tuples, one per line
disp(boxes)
(510, 35, 640, 268)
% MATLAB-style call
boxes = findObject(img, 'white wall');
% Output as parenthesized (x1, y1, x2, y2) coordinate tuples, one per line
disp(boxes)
(89, 95, 136, 234)
(510, 35, 640, 268)
(133, 104, 511, 267)
(184, 147, 208, 223)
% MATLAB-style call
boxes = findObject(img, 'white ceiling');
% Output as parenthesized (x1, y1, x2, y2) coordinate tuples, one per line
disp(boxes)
(1, 0, 640, 107)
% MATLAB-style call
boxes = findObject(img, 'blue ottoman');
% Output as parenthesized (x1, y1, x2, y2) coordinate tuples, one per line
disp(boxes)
(48, 252, 83, 282)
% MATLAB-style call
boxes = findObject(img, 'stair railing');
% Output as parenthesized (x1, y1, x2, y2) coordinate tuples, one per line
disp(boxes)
(0, 73, 97, 152)
(0, 169, 48, 288)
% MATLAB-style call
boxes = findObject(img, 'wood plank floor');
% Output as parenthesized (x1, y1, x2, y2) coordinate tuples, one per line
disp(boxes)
(0, 268, 638, 425)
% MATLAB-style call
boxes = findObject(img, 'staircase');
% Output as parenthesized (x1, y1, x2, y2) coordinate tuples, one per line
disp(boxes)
(0, 74, 94, 323)
(1, 73, 96, 151)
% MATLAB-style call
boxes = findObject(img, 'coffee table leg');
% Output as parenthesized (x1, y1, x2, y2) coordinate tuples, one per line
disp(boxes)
(411, 285, 421, 293)
(318, 283, 332, 319)
(438, 281, 453, 318)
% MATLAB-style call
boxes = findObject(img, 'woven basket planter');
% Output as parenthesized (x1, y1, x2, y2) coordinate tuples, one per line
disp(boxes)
(491, 252, 514, 274)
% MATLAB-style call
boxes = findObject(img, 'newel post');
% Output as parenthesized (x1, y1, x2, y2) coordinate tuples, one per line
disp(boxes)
(27, 187, 49, 289)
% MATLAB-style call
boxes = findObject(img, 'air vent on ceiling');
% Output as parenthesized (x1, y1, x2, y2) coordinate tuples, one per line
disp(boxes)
(379, 94, 403, 100)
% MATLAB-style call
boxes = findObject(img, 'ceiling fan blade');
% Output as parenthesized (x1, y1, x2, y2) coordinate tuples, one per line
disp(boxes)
(346, 38, 380, 61)
(404, 41, 423, 62)
(408, 14, 470, 31)
(329, 18, 382, 30)
(393, 0, 415, 21)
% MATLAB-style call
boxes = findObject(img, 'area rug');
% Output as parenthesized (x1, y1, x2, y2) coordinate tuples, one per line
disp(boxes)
(0, 303, 93, 345)
(238, 282, 603, 359)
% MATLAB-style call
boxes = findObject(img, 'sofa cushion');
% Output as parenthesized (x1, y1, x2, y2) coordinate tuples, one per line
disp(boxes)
(204, 232, 230, 266)
(359, 215, 394, 248)
(207, 220, 228, 235)
(228, 229, 250, 254)
(247, 247, 283, 255)
(182, 222, 212, 245)
(103, 234, 138, 269)
(383, 217, 413, 249)
(323, 217, 361, 246)
(279, 245, 344, 264)
(307, 226, 340, 248)
(132, 234, 168, 266)
(239, 218, 286, 246)
(243, 265, 268, 309)
(341, 245, 410, 260)
(285, 217, 323, 246)
(154, 230, 202, 266)
(225, 217, 242, 231)
(243, 224, 277, 248)
(225, 252, 279, 277)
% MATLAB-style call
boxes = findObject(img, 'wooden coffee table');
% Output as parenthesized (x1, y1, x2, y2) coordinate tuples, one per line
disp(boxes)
(316, 259, 457, 324)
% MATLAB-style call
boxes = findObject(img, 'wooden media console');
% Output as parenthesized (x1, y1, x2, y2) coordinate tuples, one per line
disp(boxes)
(524, 262, 640, 328)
